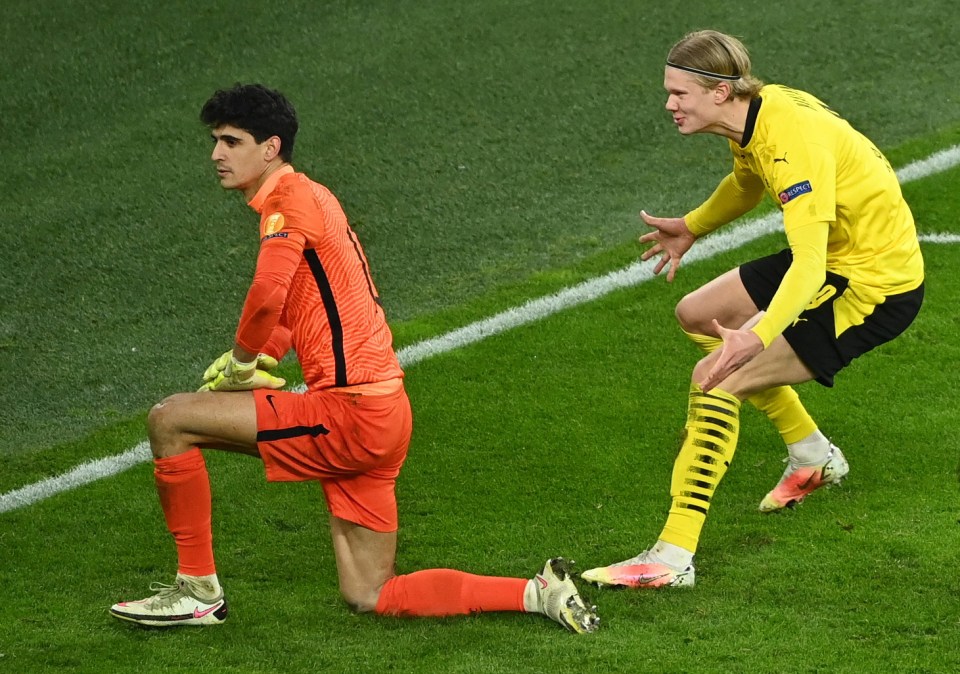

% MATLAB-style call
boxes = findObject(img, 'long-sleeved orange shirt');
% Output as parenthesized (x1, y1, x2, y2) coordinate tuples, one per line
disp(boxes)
(236, 165, 403, 390)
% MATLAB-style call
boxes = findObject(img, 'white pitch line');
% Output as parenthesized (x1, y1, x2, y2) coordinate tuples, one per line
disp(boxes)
(2, 145, 959, 515)
(918, 233, 960, 244)
(1, 442, 153, 514)
(895, 145, 960, 184)
(394, 211, 783, 368)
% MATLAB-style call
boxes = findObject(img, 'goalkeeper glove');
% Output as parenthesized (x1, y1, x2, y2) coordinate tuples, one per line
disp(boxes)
(198, 352, 286, 392)
(202, 349, 281, 382)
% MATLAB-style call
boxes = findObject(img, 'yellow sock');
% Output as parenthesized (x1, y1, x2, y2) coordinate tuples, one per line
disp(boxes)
(659, 384, 741, 553)
(682, 329, 721, 354)
(748, 386, 816, 445)
(681, 329, 816, 445)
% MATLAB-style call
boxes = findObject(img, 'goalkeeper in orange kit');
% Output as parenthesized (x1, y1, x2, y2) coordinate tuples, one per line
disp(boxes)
(109, 83, 599, 634)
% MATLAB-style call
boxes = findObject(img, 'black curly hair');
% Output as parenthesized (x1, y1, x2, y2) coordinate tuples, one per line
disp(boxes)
(200, 83, 299, 162)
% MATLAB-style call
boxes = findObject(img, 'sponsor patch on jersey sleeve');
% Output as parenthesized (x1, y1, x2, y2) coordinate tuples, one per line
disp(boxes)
(261, 231, 289, 242)
(778, 180, 813, 204)
(263, 212, 285, 235)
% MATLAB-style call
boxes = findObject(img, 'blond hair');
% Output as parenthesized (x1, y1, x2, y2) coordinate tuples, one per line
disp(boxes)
(667, 30, 764, 99)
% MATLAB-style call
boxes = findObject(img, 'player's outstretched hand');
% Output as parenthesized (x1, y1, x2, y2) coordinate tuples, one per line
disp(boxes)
(638, 210, 696, 282)
(199, 353, 286, 392)
(698, 319, 764, 393)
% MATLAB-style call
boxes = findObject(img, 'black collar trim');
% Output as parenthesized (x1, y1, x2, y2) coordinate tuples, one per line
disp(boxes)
(740, 96, 762, 147)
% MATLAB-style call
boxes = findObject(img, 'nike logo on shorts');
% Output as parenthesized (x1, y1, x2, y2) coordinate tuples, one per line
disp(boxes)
(265, 394, 280, 418)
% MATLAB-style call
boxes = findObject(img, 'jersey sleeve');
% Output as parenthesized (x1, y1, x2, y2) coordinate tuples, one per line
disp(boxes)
(748, 124, 838, 347)
(234, 233, 305, 354)
(260, 324, 293, 361)
(685, 156, 765, 236)
(771, 136, 837, 226)
(750, 220, 829, 347)
(236, 179, 325, 354)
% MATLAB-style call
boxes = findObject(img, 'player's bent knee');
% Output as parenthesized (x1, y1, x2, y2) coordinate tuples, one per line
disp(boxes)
(148, 394, 184, 429)
(338, 573, 392, 614)
(675, 295, 708, 334)
(147, 400, 170, 436)
(147, 393, 195, 454)
(339, 585, 380, 614)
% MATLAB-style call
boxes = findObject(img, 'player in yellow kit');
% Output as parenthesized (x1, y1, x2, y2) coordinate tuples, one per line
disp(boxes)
(583, 30, 924, 588)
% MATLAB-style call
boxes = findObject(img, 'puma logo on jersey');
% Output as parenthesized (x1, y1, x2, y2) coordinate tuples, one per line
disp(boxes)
(773, 153, 789, 164)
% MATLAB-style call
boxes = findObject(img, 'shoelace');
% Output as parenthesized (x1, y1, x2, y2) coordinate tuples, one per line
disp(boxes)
(780, 452, 835, 480)
(784, 446, 836, 470)
(143, 581, 187, 609)
(610, 551, 653, 567)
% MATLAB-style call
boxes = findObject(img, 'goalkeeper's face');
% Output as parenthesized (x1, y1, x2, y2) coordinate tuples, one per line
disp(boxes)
(209, 125, 279, 197)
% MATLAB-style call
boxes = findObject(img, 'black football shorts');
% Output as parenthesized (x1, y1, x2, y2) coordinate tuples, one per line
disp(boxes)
(739, 248, 923, 386)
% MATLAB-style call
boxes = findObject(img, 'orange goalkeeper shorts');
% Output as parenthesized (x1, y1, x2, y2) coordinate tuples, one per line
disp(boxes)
(252, 381, 412, 532)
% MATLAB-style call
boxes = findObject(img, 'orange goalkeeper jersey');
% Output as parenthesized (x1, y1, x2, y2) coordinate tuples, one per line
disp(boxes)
(238, 165, 402, 390)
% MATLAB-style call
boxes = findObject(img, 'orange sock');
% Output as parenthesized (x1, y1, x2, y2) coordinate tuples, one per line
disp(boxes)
(375, 569, 527, 617)
(154, 448, 216, 576)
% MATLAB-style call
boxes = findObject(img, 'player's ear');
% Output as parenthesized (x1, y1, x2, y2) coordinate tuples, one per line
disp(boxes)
(714, 82, 733, 104)
(263, 136, 282, 161)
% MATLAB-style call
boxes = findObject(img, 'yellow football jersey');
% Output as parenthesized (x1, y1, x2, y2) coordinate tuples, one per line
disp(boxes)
(685, 85, 924, 346)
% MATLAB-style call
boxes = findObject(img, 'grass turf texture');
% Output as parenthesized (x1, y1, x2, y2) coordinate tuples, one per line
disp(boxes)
(2, 0, 960, 456)
(2, 0, 960, 671)
(2, 231, 958, 672)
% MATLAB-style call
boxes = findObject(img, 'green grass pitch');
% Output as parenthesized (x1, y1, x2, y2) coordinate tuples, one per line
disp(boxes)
(1, 1, 959, 672)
